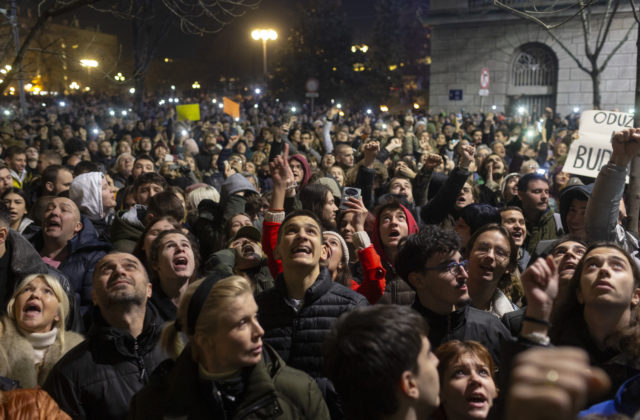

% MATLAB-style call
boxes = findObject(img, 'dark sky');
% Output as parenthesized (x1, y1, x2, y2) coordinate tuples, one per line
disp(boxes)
(61, 0, 374, 83)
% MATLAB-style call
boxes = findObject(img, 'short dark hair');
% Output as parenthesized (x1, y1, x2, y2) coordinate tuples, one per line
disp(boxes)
(73, 161, 101, 177)
(277, 209, 324, 243)
(459, 204, 501, 235)
(146, 191, 184, 225)
(499, 206, 524, 216)
(396, 225, 461, 284)
(4, 145, 25, 160)
(324, 305, 430, 420)
(517, 173, 548, 193)
(134, 154, 154, 165)
(134, 172, 167, 193)
(64, 138, 87, 155)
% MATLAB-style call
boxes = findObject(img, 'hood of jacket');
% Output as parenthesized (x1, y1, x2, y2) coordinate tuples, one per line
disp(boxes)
(371, 204, 419, 266)
(288, 154, 311, 188)
(559, 183, 593, 231)
(70, 172, 104, 220)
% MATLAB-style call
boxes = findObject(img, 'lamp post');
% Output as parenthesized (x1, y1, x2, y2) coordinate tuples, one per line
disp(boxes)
(251, 29, 277, 77)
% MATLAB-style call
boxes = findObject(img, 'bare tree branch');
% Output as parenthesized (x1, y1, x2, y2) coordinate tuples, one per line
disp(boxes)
(598, 20, 634, 71)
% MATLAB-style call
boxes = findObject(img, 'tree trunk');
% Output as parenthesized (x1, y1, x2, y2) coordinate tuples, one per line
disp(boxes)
(592, 70, 601, 110)
(626, 24, 640, 235)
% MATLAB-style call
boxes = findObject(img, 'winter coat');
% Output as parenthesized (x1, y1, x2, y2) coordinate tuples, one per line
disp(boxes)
(523, 210, 561, 256)
(256, 267, 368, 380)
(585, 161, 640, 253)
(205, 248, 274, 294)
(34, 216, 111, 315)
(110, 205, 146, 253)
(579, 373, 640, 418)
(0, 388, 71, 420)
(0, 317, 84, 388)
(42, 306, 164, 420)
(371, 204, 418, 305)
(420, 166, 472, 227)
(412, 300, 513, 365)
(128, 344, 330, 420)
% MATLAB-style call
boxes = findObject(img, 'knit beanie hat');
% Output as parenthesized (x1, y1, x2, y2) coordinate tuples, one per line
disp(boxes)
(221, 173, 258, 199)
(323, 231, 349, 268)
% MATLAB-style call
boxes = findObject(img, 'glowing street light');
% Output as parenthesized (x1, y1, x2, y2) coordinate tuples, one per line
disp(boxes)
(69, 81, 80, 90)
(114, 72, 125, 82)
(251, 28, 278, 76)
(380, 105, 389, 113)
(192, 81, 201, 89)
(79, 59, 98, 68)
(129, 87, 135, 94)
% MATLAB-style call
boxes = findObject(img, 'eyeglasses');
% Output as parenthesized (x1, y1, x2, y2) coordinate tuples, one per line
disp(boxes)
(423, 260, 470, 276)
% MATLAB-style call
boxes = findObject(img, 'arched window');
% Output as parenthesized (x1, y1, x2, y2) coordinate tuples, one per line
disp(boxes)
(508, 43, 558, 118)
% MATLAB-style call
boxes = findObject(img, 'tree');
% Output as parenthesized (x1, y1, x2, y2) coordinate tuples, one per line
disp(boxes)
(493, 0, 635, 109)
(91, 0, 262, 114)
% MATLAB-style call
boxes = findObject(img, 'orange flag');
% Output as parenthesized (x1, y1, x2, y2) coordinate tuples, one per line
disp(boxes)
(223, 97, 240, 119)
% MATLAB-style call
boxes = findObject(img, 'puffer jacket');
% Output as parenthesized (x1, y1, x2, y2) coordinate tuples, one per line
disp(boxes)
(0, 317, 84, 388)
(371, 204, 418, 305)
(0, 388, 71, 420)
(34, 216, 111, 314)
(256, 267, 368, 380)
(412, 300, 513, 366)
(128, 344, 330, 420)
(42, 306, 164, 420)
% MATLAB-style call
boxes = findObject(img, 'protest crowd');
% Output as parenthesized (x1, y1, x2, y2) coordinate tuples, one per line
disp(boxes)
(0, 92, 637, 420)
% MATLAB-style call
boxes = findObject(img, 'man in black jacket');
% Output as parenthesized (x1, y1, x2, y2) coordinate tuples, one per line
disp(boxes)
(43, 252, 164, 420)
(256, 210, 368, 416)
(397, 225, 512, 365)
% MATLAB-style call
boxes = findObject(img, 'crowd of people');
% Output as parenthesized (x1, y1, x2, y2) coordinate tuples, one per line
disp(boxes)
(0, 92, 636, 419)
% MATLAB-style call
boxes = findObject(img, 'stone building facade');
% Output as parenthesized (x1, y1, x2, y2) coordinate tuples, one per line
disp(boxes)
(425, 0, 637, 117)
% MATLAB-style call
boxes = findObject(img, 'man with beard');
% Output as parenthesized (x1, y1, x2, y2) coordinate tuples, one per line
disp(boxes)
(44, 253, 164, 420)
(397, 225, 512, 365)
(205, 225, 274, 294)
(518, 173, 561, 255)
(500, 206, 530, 271)
(502, 237, 587, 335)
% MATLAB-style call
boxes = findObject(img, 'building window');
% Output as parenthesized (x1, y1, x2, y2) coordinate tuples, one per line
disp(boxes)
(508, 43, 558, 118)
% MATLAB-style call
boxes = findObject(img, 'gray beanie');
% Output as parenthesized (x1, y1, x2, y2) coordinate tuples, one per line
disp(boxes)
(221, 173, 258, 199)
(323, 231, 349, 267)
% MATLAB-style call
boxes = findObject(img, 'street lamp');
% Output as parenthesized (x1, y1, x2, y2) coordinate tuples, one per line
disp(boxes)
(251, 28, 277, 76)
(79, 59, 98, 68)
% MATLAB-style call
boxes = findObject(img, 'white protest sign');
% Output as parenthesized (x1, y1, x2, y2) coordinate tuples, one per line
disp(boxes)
(564, 110, 635, 179)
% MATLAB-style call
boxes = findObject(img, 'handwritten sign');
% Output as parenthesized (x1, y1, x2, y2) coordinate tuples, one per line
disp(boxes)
(564, 110, 634, 179)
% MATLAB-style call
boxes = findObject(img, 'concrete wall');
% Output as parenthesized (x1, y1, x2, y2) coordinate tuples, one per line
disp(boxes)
(428, 12, 637, 115)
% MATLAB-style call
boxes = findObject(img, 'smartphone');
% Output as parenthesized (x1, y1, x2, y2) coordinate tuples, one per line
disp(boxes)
(339, 187, 362, 210)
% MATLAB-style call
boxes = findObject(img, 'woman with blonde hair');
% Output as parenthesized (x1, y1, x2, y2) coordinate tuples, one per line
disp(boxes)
(130, 275, 329, 419)
(0, 274, 84, 388)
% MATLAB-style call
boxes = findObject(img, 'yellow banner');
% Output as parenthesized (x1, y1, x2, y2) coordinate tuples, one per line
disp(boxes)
(176, 104, 201, 121)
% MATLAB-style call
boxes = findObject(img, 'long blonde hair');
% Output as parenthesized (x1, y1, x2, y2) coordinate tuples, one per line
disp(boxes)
(6, 274, 70, 350)
(160, 275, 253, 360)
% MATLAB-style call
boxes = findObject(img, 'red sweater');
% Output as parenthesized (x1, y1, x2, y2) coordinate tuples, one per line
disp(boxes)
(262, 220, 386, 304)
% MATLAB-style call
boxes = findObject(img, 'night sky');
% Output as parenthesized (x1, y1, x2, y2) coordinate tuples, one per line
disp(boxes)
(61, 0, 374, 83)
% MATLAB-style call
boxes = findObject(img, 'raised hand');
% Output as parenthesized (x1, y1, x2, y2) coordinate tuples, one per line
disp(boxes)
(422, 153, 443, 171)
(342, 196, 369, 232)
(522, 255, 558, 322)
(610, 128, 640, 167)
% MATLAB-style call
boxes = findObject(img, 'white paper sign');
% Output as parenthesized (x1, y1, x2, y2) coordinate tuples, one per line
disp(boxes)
(564, 110, 635, 179)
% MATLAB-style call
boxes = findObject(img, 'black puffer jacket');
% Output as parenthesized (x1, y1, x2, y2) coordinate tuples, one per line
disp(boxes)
(43, 306, 164, 420)
(129, 344, 330, 420)
(412, 300, 513, 366)
(256, 267, 368, 379)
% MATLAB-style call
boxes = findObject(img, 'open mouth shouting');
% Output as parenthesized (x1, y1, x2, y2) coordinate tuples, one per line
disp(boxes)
(465, 392, 490, 409)
(172, 255, 191, 272)
(23, 300, 42, 319)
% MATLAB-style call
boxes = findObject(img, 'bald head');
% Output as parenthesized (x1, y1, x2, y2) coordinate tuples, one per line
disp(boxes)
(42, 197, 83, 244)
